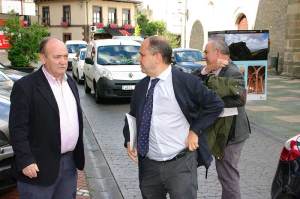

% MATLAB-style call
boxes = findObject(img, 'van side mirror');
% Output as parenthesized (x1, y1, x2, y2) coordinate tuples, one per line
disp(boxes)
(85, 57, 94, 65)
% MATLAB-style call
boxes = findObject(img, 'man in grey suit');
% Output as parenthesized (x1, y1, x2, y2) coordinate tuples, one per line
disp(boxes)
(198, 39, 251, 199)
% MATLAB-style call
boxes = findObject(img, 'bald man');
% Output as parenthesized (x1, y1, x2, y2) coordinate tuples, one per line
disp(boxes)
(9, 37, 85, 199)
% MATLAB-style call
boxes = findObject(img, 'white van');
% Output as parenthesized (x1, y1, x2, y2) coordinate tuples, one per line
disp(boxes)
(83, 39, 145, 102)
(65, 40, 87, 70)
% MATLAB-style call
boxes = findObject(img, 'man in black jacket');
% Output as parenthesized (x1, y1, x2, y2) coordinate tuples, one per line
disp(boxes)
(9, 37, 85, 199)
(198, 39, 251, 199)
(123, 36, 224, 199)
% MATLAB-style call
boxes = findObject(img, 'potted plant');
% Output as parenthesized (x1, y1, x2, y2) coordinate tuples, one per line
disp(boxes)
(4, 13, 49, 73)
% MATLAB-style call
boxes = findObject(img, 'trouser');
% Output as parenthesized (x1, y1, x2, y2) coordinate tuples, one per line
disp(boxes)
(216, 141, 245, 199)
(17, 152, 78, 199)
(139, 151, 198, 199)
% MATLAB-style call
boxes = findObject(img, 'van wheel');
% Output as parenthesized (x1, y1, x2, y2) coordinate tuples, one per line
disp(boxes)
(76, 70, 82, 84)
(84, 79, 91, 94)
(94, 83, 101, 104)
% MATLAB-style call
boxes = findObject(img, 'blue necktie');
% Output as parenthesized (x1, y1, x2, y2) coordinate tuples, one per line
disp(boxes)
(138, 78, 160, 157)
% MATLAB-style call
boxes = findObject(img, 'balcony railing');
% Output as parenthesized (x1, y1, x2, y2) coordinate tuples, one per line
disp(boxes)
(61, 21, 70, 27)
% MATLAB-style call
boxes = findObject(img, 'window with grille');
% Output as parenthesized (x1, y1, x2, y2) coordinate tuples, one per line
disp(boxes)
(62, 5, 71, 24)
(122, 9, 130, 25)
(42, 6, 50, 25)
(93, 6, 103, 25)
(108, 8, 117, 24)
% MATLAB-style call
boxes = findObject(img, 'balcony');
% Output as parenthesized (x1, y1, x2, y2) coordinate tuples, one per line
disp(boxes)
(61, 21, 70, 27)
(123, 24, 133, 30)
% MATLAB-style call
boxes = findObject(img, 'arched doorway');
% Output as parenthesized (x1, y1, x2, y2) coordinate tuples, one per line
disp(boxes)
(189, 20, 204, 50)
(236, 14, 248, 30)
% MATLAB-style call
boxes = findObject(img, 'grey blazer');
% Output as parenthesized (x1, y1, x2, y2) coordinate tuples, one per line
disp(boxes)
(218, 62, 251, 144)
(198, 62, 251, 144)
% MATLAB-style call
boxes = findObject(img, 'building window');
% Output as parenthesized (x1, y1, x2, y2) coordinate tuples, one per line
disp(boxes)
(108, 8, 117, 24)
(62, 5, 71, 24)
(63, 33, 72, 43)
(93, 6, 102, 25)
(42, 6, 50, 25)
(122, 9, 130, 25)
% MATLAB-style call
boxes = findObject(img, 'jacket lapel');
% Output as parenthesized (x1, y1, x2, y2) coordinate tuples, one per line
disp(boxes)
(36, 68, 59, 114)
(136, 77, 150, 121)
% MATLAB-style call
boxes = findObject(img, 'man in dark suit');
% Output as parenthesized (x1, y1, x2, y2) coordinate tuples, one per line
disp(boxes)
(198, 39, 251, 199)
(123, 36, 224, 199)
(9, 37, 85, 199)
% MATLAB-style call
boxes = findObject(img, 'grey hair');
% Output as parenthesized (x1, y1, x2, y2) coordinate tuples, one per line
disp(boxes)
(208, 39, 230, 56)
(147, 36, 172, 64)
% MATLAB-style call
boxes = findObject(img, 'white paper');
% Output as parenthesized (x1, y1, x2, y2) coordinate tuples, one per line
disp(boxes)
(219, 107, 238, 117)
(125, 113, 137, 150)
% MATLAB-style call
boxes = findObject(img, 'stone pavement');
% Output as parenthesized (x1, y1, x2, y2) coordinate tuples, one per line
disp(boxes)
(79, 74, 300, 199)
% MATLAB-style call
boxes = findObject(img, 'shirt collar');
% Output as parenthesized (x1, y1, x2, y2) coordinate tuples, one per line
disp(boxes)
(150, 65, 171, 81)
(42, 66, 68, 83)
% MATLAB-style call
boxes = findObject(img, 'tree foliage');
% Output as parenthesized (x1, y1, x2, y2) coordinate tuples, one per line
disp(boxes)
(135, 13, 180, 48)
(4, 14, 49, 67)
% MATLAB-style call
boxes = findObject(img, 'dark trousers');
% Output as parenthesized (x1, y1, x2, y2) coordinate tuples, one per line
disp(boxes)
(139, 151, 198, 199)
(216, 141, 245, 199)
(17, 152, 78, 199)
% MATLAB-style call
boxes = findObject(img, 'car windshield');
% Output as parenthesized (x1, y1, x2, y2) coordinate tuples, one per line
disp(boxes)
(67, 44, 87, 54)
(97, 45, 140, 65)
(80, 51, 86, 60)
(174, 50, 202, 62)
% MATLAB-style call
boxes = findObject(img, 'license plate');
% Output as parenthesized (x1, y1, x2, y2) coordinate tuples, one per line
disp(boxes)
(122, 85, 135, 90)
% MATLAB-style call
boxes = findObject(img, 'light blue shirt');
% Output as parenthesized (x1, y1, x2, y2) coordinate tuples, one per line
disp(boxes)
(147, 66, 190, 161)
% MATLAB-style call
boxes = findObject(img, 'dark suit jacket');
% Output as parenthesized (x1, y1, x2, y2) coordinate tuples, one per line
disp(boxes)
(123, 68, 224, 168)
(197, 62, 251, 144)
(9, 67, 85, 186)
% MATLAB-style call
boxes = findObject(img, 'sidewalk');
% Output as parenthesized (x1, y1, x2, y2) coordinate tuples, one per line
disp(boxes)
(246, 75, 300, 141)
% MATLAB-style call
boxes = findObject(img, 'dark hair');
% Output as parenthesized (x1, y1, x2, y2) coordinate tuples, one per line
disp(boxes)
(148, 36, 172, 64)
(39, 37, 53, 54)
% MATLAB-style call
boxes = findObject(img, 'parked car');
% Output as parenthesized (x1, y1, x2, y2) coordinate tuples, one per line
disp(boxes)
(271, 134, 300, 199)
(0, 63, 27, 82)
(172, 48, 205, 74)
(0, 91, 16, 192)
(83, 39, 145, 103)
(72, 48, 87, 84)
(65, 40, 87, 70)
(0, 70, 13, 91)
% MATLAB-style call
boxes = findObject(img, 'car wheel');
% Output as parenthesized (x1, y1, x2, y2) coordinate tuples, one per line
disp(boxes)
(76, 70, 82, 84)
(84, 79, 91, 94)
(94, 82, 101, 104)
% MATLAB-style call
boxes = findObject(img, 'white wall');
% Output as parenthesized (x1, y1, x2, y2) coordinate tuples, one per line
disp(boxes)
(141, 0, 260, 49)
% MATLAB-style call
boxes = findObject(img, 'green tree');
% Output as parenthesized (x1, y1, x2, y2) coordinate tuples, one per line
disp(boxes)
(134, 13, 180, 48)
(4, 14, 49, 68)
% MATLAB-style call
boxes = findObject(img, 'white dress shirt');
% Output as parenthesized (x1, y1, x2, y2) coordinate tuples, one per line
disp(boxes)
(147, 66, 190, 161)
(42, 67, 79, 154)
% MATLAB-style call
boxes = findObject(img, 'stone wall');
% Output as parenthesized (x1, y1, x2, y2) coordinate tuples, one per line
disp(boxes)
(255, 0, 288, 73)
(283, 0, 300, 77)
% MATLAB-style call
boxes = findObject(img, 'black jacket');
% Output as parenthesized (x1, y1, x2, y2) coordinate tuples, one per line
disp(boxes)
(123, 68, 224, 168)
(9, 67, 85, 186)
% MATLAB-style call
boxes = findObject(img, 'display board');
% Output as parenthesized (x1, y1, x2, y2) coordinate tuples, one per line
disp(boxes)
(208, 30, 269, 100)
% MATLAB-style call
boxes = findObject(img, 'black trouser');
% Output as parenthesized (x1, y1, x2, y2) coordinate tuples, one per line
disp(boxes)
(139, 151, 198, 199)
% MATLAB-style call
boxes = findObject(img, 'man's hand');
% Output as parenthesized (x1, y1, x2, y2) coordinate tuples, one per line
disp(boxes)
(186, 130, 199, 151)
(22, 163, 39, 178)
(127, 142, 138, 163)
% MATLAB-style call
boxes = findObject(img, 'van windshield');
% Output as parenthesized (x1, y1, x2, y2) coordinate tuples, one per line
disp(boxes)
(97, 45, 140, 65)
(67, 44, 87, 54)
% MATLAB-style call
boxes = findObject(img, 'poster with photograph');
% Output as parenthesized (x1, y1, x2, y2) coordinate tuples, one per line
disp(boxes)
(208, 30, 269, 100)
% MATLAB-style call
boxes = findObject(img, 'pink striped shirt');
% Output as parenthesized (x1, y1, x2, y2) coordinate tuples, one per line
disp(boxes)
(42, 67, 79, 154)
